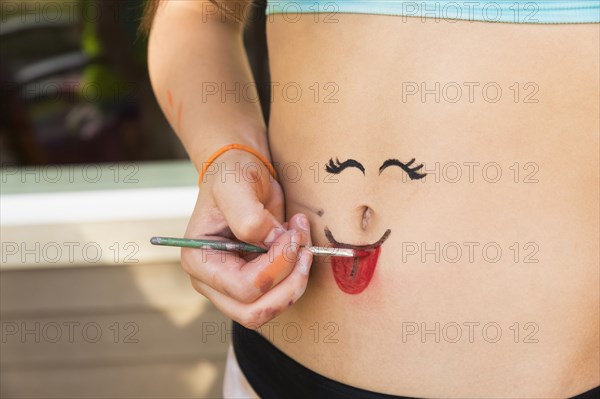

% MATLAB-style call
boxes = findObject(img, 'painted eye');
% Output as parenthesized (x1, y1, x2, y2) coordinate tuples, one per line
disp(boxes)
(325, 158, 365, 174)
(403, 158, 426, 180)
(379, 158, 427, 180)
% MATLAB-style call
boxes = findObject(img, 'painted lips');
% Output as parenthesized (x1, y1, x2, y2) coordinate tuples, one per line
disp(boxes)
(324, 228, 391, 295)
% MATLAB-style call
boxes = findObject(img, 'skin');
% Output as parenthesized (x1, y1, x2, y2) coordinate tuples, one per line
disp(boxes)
(165, 89, 183, 131)
(147, 2, 599, 398)
(149, 1, 315, 329)
(265, 14, 599, 399)
(254, 253, 294, 293)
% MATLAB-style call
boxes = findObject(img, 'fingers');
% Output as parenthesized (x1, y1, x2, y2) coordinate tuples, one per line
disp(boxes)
(264, 176, 285, 229)
(191, 251, 312, 328)
(183, 213, 312, 303)
(186, 213, 314, 327)
(182, 228, 300, 303)
(213, 164, 284, 245)
(182, 146, 313, 326)
(290, 213, 312, 247)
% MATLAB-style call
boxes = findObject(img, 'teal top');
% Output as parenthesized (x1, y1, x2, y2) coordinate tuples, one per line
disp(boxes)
(265, 0, 600, 24)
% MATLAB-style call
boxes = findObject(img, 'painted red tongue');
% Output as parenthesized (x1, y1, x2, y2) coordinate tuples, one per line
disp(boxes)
(331, 246, 382, 294)
(353, 249, 373, 258)
(349, 257, 360, 278)
(342, 249, 374, 279)
(350, 249, 375, 278)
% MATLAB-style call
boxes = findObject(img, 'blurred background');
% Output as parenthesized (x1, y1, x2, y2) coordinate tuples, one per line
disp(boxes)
(1, 1, 268, 397)
(1, 0, 186, 165)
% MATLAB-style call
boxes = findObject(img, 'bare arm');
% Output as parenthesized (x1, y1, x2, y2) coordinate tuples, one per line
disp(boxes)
(147, 0, 268, 169)
(145, 0, 313, 328)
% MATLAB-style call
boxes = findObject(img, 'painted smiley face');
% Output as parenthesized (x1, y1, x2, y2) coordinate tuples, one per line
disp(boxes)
(322, 157, 426, 294)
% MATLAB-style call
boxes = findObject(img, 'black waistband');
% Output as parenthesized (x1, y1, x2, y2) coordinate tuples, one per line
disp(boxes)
(232, 321, 599, 399)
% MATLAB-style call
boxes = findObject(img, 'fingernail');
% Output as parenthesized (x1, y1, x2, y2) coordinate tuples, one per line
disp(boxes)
(264, 226, 286, 244)
(290, 229, 300, 247)
(299, 251, 312, 275)
(297, 215, 309, 231)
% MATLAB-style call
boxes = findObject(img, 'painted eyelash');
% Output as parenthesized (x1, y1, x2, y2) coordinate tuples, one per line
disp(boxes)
(325, 158, 365, 174)
(404, 159, 426, 180)
(380, 158, 427, 180)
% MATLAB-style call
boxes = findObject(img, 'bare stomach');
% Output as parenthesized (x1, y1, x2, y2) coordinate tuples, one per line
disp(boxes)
(264, 14, 599, 398)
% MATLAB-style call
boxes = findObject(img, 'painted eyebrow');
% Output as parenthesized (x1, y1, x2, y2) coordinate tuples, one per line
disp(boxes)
(325, 158, 365, 175)
(379, 158, 427, 180)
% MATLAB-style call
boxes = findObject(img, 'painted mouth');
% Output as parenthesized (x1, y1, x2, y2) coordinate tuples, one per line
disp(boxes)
(324, 228, 391, 295)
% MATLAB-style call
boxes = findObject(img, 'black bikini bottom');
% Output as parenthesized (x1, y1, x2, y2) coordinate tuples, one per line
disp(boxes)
(232, 321, 599, 399)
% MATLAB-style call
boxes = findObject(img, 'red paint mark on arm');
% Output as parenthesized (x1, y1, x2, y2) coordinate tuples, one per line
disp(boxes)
(177, 101, 183, 132)
(167, 90, 174, 109)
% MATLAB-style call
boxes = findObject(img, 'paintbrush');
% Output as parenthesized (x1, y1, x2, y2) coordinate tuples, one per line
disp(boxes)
(150, 236, 370, 258)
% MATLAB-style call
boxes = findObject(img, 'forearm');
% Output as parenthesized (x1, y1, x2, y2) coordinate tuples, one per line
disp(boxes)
(147, 0, 268, 170)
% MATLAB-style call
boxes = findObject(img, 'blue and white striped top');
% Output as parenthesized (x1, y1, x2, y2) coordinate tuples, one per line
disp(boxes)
(265, 1, 600, 24)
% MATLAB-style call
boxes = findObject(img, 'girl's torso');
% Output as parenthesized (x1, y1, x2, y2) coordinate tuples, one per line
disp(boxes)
(264, 13, 599, 398)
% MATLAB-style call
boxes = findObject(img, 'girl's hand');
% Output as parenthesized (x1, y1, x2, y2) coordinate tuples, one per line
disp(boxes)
(182, 150, 313, 328)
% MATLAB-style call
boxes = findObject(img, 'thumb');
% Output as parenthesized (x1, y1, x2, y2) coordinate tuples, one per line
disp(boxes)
(213, 171, 286, 246)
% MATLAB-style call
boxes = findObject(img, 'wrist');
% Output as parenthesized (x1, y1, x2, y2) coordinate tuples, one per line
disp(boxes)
(197, 143, 278, 188)
(188, 130, 270, 172)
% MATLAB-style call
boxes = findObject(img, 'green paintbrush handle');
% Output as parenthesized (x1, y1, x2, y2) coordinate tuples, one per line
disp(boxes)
(150, 236, 364, 258)
(150, 236, 267, 253)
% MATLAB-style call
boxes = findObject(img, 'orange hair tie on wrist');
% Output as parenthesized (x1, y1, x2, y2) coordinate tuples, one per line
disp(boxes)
(198, 144, 278, 187)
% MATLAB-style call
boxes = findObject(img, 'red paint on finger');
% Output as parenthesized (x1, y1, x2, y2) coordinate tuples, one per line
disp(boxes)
(250, 306, 281, 325)
(263, 307, 279, 320)
(254, 254, 289, 293)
